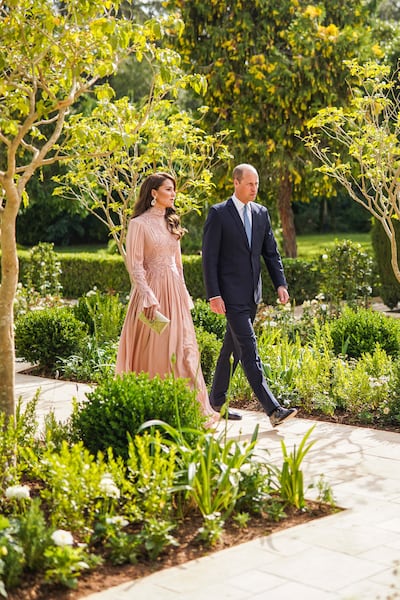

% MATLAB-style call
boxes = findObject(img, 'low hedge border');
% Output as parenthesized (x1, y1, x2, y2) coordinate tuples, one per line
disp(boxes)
(15, 251, 319, 304)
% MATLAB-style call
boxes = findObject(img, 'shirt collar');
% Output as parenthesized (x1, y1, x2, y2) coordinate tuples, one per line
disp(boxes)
(232, 194, 251, 216)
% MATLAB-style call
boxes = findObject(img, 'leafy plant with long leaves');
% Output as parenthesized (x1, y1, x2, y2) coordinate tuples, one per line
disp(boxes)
(278, 426, 317, 509)
(139, 420, 260, 522)
(186, 427, 260, 520)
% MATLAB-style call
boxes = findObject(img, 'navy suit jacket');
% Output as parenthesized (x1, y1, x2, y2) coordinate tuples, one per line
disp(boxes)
(202, 197, 287, 305)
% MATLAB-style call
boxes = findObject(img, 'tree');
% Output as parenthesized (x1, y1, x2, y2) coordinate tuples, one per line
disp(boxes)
(54, 98, 231, 261)
(0, 0, 228, 417)
(0, 0, 138, 416)
(304, 60, 400, 284)
(165, 0, 381, 256)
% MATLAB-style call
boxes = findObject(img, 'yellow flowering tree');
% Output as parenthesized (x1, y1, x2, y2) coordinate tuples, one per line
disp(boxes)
(165, 0, 382, 256)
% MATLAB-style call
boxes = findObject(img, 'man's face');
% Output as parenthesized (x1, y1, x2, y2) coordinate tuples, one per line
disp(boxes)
(234, 169, 259, 204)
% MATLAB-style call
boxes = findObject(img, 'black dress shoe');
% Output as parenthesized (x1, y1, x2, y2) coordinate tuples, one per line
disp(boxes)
(269, 407, 298, 428)
(214, 406, 243, 421)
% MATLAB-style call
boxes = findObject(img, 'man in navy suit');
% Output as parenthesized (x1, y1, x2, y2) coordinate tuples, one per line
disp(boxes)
(202, 163, 298, 426)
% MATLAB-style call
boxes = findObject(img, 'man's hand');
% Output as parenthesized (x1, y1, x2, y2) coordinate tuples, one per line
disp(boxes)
(277, 286, 290, 305)
(209, 296, 226, 315)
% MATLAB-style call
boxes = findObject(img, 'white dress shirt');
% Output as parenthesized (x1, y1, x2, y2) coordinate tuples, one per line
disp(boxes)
(232, 194, 252, 228)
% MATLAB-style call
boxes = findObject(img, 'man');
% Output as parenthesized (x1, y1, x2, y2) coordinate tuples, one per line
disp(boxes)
(202, 163, 298, 426)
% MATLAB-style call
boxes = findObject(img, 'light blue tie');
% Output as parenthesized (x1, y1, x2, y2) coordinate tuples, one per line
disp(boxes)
(243, 204, 252, 246)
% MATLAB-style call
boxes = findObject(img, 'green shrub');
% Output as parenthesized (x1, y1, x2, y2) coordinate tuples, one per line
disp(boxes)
(332, 346, 393, 423)
(329, 307, 400, 359)
(38, 441, 115, 534)
(195, 326, 222, 386)
(192, 299, 226, 340)
(73, 289, 126, 343)
(25, 242, 63, 297)
(269, 258, 319, 305)
(58, 339, 118, 383)
(316, 239, 375, 307)
(182, 255, 205, 300)
(15, 307, 87, 371)
(0, 516, 25, 591)
(70, 372, 205, 460)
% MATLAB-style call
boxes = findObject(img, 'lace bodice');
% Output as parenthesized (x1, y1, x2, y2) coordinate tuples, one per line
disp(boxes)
(126, 207, 189, 309)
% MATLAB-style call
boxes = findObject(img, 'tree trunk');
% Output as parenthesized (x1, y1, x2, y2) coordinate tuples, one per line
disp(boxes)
(0, 180, 20, 418)
(277, 169, 297, 258)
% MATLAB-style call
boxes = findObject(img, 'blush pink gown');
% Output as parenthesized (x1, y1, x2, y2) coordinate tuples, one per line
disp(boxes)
(115, 206, 218, 422)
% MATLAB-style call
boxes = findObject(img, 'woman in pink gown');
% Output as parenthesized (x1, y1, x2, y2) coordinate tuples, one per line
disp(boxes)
(115, 172, 218, 423)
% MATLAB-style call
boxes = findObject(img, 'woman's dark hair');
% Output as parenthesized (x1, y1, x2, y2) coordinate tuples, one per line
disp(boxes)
(133, 172, 186, 239)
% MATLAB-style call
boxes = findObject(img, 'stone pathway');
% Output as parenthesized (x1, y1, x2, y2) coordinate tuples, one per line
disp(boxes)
(83, 413, 400, 600)
(15, 361, 400, 600)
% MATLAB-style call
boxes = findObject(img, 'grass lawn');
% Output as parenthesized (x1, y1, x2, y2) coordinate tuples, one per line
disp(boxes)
(54, 232, 373, 260)
(296, 232, 372, 259)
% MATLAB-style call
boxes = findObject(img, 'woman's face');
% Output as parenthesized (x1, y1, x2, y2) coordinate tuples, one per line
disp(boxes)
(152, 179, 176, 209)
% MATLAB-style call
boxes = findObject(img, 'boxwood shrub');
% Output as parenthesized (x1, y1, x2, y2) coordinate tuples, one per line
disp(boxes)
(70, 372, 205, 460)
(329, 307, 400, 359)
(15, 306, 87, 371)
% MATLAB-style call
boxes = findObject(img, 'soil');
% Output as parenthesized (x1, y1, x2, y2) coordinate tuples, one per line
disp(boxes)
(230, 398, 400, 434)
(7, 502, 335, 600)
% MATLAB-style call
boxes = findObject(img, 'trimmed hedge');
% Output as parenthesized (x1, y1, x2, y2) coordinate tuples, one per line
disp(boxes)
(18, 251, 131, 298)
(261, 258, 319, 305)
(12, 250, 341, 304)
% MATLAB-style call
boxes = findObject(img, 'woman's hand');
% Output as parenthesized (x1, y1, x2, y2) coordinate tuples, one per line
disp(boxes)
(143, 305, 158, 320)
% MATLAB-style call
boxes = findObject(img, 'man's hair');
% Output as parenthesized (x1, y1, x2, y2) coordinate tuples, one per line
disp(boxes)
(233, 163, 258, 182)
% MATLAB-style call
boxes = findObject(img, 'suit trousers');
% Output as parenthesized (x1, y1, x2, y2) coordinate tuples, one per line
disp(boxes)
(209, 302, 280, 416)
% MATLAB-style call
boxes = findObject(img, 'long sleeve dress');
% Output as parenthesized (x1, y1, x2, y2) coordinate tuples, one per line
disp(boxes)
(115, 206, 217, 421)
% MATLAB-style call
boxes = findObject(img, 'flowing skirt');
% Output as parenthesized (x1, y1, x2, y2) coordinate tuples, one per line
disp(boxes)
(116, 268, 217, 420)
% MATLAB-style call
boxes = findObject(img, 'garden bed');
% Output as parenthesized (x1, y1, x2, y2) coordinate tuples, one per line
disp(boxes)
(8, 502, 335, 600)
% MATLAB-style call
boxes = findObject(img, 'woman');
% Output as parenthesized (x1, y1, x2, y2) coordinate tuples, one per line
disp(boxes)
(116, 172, 218, 423)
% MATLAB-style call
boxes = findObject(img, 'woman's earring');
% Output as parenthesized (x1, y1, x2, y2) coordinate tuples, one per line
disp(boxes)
(151, 197, 156, 206)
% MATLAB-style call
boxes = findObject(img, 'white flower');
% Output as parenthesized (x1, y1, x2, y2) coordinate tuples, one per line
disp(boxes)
(51, 529, 74, 547)
(99, 474, 120, 499)
(5, 485, 30, 500)
(106, 516, 129, 528)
